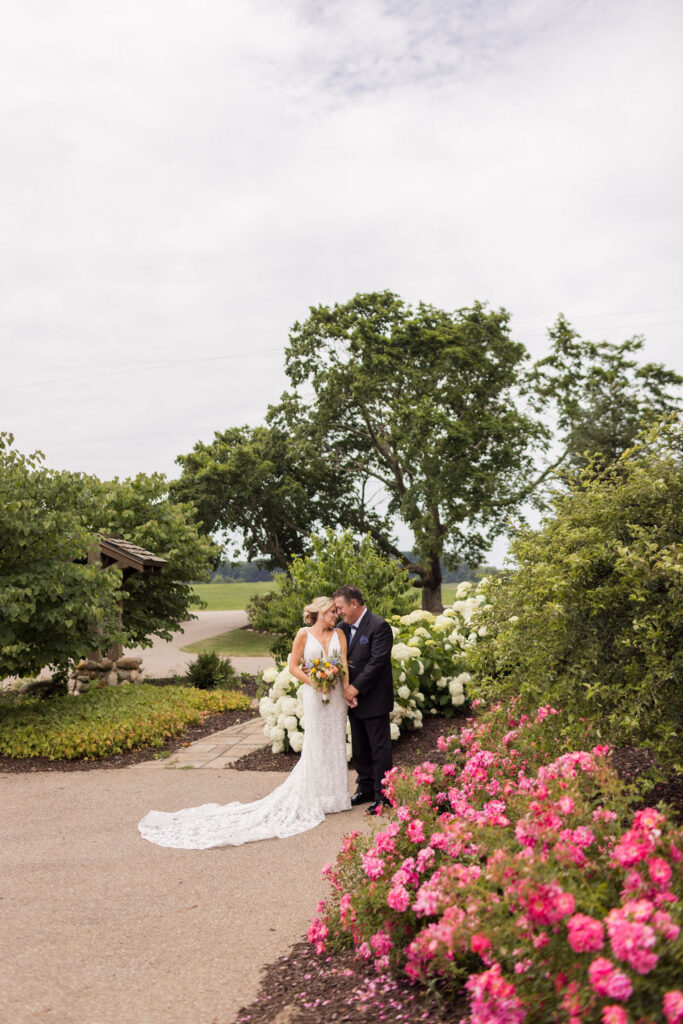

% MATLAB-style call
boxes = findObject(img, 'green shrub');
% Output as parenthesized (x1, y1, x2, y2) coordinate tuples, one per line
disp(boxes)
(470, 418, 683, 772)
(0, 683, 250, 760)
(185, 650, 239, 690)
(247, 529, 415, 659)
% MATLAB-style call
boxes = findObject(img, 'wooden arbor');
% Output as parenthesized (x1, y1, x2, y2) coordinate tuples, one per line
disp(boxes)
(70, 535, 168, 694)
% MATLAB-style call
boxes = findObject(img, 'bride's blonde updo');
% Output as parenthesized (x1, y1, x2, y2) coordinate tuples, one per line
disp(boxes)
(302, 596, 335, 626)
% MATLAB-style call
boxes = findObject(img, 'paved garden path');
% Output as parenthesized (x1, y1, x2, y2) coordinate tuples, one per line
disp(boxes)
(123, 610, 276, 678)
(1, 748, 368, 1024)
(162, 715, 268, 769)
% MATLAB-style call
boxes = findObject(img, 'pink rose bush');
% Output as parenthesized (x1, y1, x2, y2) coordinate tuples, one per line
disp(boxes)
(310, 700, 682, 1022)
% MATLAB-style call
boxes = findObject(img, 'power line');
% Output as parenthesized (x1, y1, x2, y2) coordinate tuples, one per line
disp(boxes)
(3, 348, 283, 376)
(511, 306, 683, 325)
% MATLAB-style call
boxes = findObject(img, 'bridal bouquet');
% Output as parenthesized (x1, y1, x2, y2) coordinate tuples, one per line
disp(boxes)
(305, 655, 345, 703)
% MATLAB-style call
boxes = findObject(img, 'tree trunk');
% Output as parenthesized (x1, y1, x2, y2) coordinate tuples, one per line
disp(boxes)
(420, 554, 443, 613)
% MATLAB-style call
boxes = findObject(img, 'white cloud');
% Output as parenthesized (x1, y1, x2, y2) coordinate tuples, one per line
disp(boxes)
(1, 0, 681, 563)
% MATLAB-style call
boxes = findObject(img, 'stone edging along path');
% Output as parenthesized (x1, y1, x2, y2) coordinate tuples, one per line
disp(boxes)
(162, 715, 269, 769)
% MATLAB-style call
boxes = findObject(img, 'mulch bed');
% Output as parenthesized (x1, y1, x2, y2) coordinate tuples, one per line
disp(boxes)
(234, 939, 468, 1024)
(231, 711, 467, 773)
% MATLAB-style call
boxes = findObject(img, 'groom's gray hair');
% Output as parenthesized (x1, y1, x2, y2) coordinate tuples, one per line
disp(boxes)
(333, 585, 365, 605)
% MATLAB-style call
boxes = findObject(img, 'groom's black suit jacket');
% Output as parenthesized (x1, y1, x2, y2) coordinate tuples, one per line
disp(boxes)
(341, 610, 394, 719)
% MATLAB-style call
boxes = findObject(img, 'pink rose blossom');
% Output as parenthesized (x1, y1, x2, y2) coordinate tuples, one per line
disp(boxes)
(567, 913, 604, 953)
(588, 958, 633, 1000)
(387, 884, 411, 912)
(649, 857, 672, 886)
(408, 819, 426, 844)
(602, 1007, 627, 1024)
(663, 990, 683, 1024)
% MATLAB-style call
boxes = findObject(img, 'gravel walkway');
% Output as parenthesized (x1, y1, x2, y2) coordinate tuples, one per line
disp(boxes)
(0, 760, 369, 1024)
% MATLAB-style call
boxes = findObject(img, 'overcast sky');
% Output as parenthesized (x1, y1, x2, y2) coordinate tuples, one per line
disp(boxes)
(1, 0, 682, 560)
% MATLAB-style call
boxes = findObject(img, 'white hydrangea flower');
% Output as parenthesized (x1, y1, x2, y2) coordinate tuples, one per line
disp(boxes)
(397, 685, 410, 700)
(390, 625, 399, 638)
(390, 722, 400, 741)
(456, 671, 471, 685)
(283, 715, 298, 732)
(391, 643, 412, 662)
(451, 693, 466, 707)
(272, 740, 284, 753)
(416, 692, 424, 702)
(417, 660, 424, 675)
(289, 731, 304, 753)
(399, 671, 406, 682)
(436, 677, 447, 689)
(270, 726, 285, 742)
(262, 667, 278, 684)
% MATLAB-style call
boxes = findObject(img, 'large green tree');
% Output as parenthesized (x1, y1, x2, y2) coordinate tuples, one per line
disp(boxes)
(172, 423, 389, 571)
(530, 315, 682, 475)
(0, 434, 122, 678)
(270, 291, 545, 611)
(0, 433, 217, 678)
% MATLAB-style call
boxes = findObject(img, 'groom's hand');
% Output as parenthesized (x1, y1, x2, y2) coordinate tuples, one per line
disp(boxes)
(344, 684, 359, 700)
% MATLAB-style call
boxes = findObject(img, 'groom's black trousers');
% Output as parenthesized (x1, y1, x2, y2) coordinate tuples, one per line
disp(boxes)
(349, 713, 393, 801)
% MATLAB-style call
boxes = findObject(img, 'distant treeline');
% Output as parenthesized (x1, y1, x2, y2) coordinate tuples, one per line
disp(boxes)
(204, 557, 497, 585)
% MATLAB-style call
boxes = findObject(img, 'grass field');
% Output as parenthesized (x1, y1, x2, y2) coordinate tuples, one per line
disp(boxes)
(181, 628, 277, 657)
(190, 581, 275, 610)
(190, 581, 461, 612)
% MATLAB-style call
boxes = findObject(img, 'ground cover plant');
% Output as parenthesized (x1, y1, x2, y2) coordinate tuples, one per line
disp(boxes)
(0, 683, 250, 760)
(309, 699, 683, 1023)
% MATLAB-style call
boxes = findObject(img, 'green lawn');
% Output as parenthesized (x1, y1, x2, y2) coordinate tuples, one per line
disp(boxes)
(190, 580, 460, 613)
(181, 628, 277, 657)
(190, 581, 276, 610)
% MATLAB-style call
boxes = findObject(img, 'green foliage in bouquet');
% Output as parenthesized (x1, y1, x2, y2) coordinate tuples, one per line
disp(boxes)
(0, 683, 250, 760)
(469, 418, 683, 772)
(247, 529, 414, 659)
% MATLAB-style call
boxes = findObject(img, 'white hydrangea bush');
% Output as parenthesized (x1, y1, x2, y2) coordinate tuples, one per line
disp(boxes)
(389, 578, 489, 724)
(258, 579, 490, 755)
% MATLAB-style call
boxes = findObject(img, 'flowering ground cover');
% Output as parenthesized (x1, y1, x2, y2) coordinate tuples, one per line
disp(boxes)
(0, 682, 252, 768)
(306, 700, 683, 1023)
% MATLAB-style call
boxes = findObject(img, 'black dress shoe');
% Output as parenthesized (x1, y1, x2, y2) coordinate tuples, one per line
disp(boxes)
(350, 790, 374, 806)
(365, 799, 390, 816)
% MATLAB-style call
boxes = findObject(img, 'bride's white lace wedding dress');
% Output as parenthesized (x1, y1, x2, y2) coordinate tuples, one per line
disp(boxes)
(138, 629, 351, 849)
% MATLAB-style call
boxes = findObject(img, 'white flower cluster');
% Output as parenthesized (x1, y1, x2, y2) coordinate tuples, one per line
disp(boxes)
(258, 666, 305, 753)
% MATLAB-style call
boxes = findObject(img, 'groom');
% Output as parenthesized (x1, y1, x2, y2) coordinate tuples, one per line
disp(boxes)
(333, 585, 394, 816)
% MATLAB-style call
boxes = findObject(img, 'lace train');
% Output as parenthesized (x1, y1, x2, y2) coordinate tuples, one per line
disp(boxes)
(138, 630, 350, 849)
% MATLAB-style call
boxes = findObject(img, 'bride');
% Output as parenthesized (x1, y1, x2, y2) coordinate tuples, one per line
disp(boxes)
(137, 596, 352, 849)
